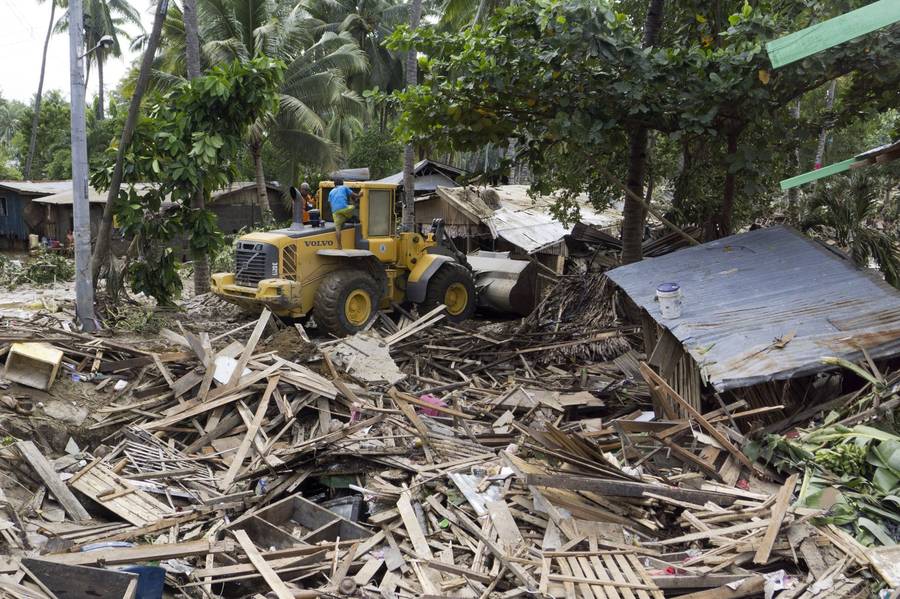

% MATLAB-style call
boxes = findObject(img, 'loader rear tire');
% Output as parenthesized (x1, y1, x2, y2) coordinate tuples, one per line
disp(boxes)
(421, 264, 476, 322)
(314, 270, 380, 337)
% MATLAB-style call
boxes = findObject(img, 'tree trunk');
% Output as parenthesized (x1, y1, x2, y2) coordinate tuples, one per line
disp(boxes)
(25, 0, 56, 180)
(91, 0, 169, 285)
(813, 80, 837, 169)
(251, 140, 271, 225)
(96, 52, 104, 120)
(183, 0, 202, 77)
(787, 99, 801, 219)
(183, 0, 210, 293)
(69, 0, 98, 331)
(718, 130, 739, 237)
(620, 0, 666, 264)
(401, 0, 423, 232)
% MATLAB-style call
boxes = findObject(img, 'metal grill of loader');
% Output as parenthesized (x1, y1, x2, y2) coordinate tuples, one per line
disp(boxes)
(234, 242, 267, 287)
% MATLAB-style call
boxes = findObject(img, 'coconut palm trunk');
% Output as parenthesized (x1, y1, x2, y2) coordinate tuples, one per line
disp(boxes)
(25, 0, 57, 180)
(621, 0, 665, 264)
(250, 138, 271, 225)
(401, 0, 423, 232)
(182, 0, 211, 293)
(91, 0, 169, 284)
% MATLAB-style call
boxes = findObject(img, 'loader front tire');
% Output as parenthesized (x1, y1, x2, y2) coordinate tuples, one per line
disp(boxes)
(421, 264, 476, 322)
(314, 270, 380, 337)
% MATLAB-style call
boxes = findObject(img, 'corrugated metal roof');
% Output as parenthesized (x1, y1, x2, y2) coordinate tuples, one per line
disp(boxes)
(606, 226, 900, 391)
(434, 185, 623, 254)
(375, 159, 465, 189)
(0, 181, 72, 196)
(32, 182, 277, 205)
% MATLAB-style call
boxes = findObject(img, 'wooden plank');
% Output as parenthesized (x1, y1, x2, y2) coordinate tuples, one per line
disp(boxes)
(225, 309, 271, 390)
(653, 519, 772, 546)
(639, 363, 761, 476)
(766, 0, 900, 68)
(43, 540, 234, 566)
(486, 500, 524, 552)
(16, 441, 91, 521)
(753, 473, 798, 564)
(68, 462, 174, 527)
(524, 473, 736, 506)
(219, 376, 279, 492)
(396, 492, 432, 560)
(233, 529, 294, 599)
(675, 575, 765, 599)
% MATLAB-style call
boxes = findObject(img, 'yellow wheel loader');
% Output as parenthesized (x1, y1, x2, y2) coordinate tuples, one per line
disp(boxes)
(210, 181, 479, 337)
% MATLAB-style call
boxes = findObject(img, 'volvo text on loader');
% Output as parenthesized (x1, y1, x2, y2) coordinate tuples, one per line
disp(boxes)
(210, 181, 478, 337)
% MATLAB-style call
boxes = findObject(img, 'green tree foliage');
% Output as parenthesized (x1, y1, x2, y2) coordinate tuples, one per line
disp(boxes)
(55, 0, 144, 119)
(0, 95, 27, 149)
(12, 91, 72, 180)
(802, 173, 900, 287)
(91, 57, 283, 304)
(346, 128, 403, 178)
(388, 0, 900, 240)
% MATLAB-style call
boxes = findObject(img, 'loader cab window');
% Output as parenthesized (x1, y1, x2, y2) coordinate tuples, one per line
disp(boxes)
(319, 186, 333, 222)
(367, 189, 392, 237)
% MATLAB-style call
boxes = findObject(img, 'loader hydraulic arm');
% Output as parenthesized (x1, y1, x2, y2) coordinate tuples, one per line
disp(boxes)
(431, 218, 469, 269)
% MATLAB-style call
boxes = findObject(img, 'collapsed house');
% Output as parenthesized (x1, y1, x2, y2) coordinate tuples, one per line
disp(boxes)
(607, 225, 900, 419)
(415, 184, 624, 274)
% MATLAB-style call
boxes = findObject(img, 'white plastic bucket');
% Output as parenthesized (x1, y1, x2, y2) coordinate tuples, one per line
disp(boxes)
(656, 282, 682, 319)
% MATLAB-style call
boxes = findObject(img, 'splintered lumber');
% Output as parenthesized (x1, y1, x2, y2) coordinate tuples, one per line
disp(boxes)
(486, 500, 524, 551)
(753, 473, 799, 564)
(425, 494, 539, 590)
(396, 492, 441, 594)
(524, 473, 737, 506)
(233, 529, 294, 599)
(224, 309, 271, 390)
(219, 375, 279, 492)
(43, 540, 235, 566)
(16, 441, 91, 521)
(676, 575, 765, 599)
(68, 461, 174, 526)
(640, 363, 761, 476)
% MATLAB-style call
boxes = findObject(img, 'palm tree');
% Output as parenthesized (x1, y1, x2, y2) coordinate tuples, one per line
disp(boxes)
(25, 0, 63, 180)
(802, 173, 900, 287)
(56, 0, 144, 120)
(299, 0, 406, 95)
(183, 0, 210, 294)
(0, 97, 26, 148)
(438, 0, 507, 29)
(401, 0, 421, 231)
(190, 0, 368, 218)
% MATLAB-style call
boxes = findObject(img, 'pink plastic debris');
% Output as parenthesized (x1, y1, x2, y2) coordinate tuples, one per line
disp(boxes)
(417, 394, 446, 417)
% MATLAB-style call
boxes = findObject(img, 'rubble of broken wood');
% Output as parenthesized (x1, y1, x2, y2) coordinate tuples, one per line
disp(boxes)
(0, 287, 895, 599)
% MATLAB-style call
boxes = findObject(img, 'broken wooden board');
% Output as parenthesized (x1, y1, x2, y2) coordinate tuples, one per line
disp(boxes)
(16, 441, 91, 521)
(68, 461, 175, 526)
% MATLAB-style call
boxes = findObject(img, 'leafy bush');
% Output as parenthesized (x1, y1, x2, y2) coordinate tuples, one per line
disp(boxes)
(0, 249, 75, 288)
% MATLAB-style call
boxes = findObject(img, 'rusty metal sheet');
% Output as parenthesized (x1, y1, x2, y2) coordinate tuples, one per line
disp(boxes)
(607, 226, 900, 391)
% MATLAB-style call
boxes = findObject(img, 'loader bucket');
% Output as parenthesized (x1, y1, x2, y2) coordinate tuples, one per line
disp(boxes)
(467, 251, 538, 316)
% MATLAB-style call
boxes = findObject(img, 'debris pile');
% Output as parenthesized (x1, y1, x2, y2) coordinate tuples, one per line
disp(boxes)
(0, 287, 898, 598)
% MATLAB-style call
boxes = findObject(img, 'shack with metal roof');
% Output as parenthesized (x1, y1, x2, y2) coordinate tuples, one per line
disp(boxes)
(607, 225, 900, 415)
(0, 181, 72, 247)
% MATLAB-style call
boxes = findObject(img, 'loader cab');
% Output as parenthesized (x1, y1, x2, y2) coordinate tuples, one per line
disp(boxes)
(317, 182, 397, 254)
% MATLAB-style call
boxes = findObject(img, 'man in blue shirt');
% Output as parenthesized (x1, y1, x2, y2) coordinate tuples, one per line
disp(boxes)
(327, 178, 359, 250)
